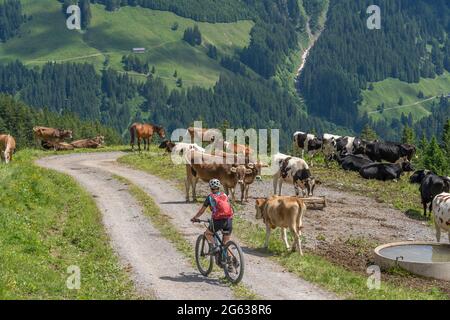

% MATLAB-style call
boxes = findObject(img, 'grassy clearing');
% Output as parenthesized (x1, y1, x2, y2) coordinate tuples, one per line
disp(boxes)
(0, 149, 137, 299)
(0, 0, 253, 89)
(360, 72, 450, 122)
(114, 175, 259, 300)
(117, 146, 448, 300)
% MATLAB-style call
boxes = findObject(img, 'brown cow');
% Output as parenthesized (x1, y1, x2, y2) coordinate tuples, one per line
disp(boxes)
(41, 141, 74, 151)
(236, 162, 263, 203)
(71, 136, 105, 149)
(255, 196, 306, 255)
(33, 126, 73, 145)
(184, 150, 240, 202)
(187, 127, 221, 143)
(224, 141, 254, 157)
(0, 134, 16, 164)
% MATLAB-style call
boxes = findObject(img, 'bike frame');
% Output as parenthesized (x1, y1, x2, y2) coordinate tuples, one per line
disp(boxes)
(197, 219, 234, 263)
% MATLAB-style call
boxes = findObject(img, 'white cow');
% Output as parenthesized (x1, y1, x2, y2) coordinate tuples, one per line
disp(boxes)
(432, 192, 450, 243)
(272, 153, 312, 196)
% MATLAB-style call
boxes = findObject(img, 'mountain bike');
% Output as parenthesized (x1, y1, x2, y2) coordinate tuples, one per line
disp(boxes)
(193, 219, 245, 284)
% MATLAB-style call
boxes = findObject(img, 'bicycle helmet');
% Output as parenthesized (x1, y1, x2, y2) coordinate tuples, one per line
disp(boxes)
(209, 179, 221, 189)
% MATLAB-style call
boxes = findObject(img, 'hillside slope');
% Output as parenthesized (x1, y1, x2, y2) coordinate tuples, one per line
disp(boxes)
(300, 0, 450, 138)
(0, 0, 253, 88)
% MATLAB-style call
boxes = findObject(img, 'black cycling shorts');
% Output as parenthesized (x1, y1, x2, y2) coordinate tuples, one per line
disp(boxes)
(209, 218, 233, 235)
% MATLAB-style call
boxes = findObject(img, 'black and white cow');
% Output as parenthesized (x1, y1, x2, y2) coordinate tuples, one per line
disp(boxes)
(364, 141, 416, 163)
(293, 131, 323, 158)
(420, 174, 450, 216)
(432, 192, 450, 243)
(335, 136, 365, 155)
(272, 153, 316, 197)
(359, 160, 414, 181)
(322, 133, 341, 165)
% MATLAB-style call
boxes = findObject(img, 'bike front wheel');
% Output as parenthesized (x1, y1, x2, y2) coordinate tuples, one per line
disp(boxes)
(195, 234, 214, 276)
(223, 241, 245, 284)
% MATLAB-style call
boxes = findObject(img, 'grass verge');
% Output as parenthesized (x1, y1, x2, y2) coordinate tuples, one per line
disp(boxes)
(0, 149, 137, 299)
(114, 175, 259, 300)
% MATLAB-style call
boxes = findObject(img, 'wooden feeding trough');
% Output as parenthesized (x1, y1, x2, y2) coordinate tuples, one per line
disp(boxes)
(299, 196, 327, 210)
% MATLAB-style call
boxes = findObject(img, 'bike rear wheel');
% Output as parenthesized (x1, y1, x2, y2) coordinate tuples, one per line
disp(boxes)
(223, 241, 245, 284)
(195, 234, 214, 276)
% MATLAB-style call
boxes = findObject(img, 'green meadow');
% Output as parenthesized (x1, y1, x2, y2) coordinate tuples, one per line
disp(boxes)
(0, 0, 253, 89)
(360, 72, 450, 122)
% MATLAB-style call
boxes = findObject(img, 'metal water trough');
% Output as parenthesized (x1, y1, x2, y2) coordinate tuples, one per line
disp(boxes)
(374, 241, 450, 281)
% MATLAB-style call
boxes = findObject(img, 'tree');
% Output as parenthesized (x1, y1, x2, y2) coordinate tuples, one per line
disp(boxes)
(183, 25, 202, 46)
(422, 136, 447, 175)
(401, 125, 415, 145)
(417, 91, 424, 99)
(361, 124, 377, 141)
(79, 0, 91, 30)
(176, 78, 183, 88)
(171, 22, 179, 31)
(173, 70, 177, 78)
(151, 66, 156, 74)
(443, 119, 450, 158)
(398, 96, 404, 106)
(207, 44, 217, 59)
(368, 83, 374, 91)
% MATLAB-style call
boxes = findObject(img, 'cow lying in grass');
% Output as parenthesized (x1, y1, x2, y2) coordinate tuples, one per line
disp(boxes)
(359, 158, 414, 181)
(41, 141, 74, 151)
(255, 196, 306, 255)
(71, 136, 105, 149)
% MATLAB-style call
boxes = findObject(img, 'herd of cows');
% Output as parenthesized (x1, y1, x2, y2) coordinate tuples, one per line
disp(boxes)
(1, 123, 449, 252)
(155, 126, 450, 247)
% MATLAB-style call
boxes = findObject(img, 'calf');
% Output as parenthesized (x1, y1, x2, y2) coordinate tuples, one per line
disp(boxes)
(359, 160, 414, 181)
(293, 131, 323, 158)
(292, 168, 317, 197)
(432, 193, 450, 243)
(255, 196, 307, 254)
(272, 153, 314, 196)
(420, 174, 450, 216)
(235, 162, 263, 203)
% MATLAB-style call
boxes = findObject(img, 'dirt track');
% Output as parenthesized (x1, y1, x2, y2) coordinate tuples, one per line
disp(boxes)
(37, 152, 336, 300)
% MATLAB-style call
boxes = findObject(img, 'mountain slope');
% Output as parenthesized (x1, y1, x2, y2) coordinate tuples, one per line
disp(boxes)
(0, 0, 253, 88)
(300, 0, 450, 138)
